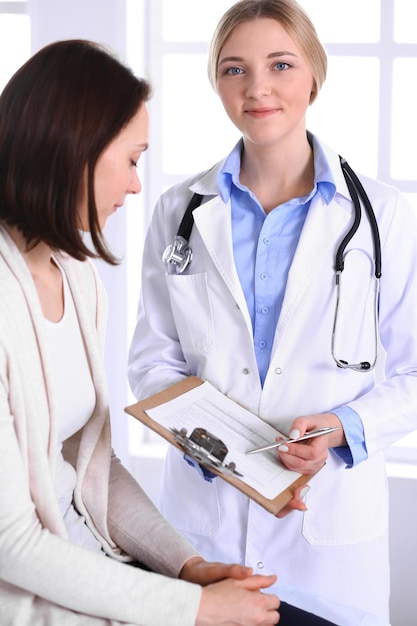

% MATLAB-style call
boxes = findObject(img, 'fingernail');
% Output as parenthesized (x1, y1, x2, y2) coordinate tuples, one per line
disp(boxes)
(278, 445, 289, 452)
(299, 486, 310, 500)
(289, 428, 301, 439)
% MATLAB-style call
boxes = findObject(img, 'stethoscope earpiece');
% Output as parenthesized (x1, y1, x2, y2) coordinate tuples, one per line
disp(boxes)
(336, 359, 372, 372)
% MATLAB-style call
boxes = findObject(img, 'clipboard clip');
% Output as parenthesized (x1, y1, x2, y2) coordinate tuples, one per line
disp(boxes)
(171, 427, 243, 477)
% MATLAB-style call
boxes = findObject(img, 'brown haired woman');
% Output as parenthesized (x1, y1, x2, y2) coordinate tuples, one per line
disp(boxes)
(0, 39, 286, 626)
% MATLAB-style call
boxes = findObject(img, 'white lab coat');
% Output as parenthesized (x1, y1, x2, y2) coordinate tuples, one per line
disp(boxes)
(128, 137, 417, 620)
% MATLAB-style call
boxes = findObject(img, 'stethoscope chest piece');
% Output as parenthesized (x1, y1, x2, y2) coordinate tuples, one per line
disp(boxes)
(162, 235, 193, 274)
(162, 192, 203, 274)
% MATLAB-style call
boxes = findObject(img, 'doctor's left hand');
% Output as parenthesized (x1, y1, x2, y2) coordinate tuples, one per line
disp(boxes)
(180, 556, 253, 586)
(276, 412, 346, 476)
(275, 484, 310, 518)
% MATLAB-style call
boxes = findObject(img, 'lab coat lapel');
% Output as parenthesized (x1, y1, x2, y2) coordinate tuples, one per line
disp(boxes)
(274, 193, 351, 343)
(193, 197, 253, 329)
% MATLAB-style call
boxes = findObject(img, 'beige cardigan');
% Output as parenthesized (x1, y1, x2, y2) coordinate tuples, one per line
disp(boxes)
(0, 226, 201, 625)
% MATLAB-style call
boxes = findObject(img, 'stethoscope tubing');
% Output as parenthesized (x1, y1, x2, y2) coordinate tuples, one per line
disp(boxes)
(162, 156, 382, 372)
(339, 157, 382, 278)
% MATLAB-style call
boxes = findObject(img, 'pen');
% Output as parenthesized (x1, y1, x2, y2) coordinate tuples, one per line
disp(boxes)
(247, 426, 341, 455)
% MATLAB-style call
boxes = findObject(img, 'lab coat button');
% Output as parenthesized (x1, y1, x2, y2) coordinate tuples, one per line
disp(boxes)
(257, 562, 264, 569)
(275, 367, 282, 375)
(242, 368, 250, 375)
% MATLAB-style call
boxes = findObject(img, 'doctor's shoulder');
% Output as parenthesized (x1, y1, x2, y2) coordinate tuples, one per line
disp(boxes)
(157, 158, 226, 215)
(351, 170, 415, 223)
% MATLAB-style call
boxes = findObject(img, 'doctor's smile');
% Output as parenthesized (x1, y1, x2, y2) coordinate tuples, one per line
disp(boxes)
(245, 107, 281, 118)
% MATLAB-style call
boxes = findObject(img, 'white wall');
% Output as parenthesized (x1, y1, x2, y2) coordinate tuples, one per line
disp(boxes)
(26, 3, 417, 624)
(387, 470, 417, 626)
(28, 0, 133, 466)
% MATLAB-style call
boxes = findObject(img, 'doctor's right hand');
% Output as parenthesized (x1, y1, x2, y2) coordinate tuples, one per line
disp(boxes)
(276, 413, 345, 476)
(196, 574, 280, 626)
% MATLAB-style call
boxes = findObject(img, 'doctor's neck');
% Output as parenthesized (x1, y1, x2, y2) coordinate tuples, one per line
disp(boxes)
(239, 134, 314, 212)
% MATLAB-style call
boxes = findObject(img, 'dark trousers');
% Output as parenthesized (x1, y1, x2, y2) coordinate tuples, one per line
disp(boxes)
(128, 560, 154, 571)
(129, 562, 339, 625)
(278, 601, 339, 625)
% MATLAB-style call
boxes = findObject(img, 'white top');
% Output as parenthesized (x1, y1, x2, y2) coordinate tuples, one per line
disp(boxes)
(45, 262, 101, 552)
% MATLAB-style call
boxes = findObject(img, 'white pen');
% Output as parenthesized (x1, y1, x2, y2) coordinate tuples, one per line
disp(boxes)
(247, 426, 341, 455)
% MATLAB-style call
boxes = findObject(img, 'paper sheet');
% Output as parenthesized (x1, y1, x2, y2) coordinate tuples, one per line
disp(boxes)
(146, 380, 302, 499)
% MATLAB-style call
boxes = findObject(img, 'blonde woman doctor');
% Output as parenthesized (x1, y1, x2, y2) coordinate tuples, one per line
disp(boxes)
(128, 0, 417, 621)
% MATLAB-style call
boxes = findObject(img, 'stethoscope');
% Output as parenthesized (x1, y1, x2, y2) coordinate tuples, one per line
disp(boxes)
(162, 156, 382, 372)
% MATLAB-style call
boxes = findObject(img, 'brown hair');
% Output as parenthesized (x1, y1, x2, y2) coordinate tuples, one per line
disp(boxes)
(208, 0, 327, 104)
(0, 40, 151, 264)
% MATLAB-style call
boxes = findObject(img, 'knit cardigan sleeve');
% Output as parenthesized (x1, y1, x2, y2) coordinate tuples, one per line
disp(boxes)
(0, 236, 202, 626)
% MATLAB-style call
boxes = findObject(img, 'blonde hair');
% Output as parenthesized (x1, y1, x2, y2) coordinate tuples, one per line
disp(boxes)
(208, 0, 327, 103)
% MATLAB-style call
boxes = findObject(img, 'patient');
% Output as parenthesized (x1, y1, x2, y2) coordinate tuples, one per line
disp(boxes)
(0, 38, 279, 626)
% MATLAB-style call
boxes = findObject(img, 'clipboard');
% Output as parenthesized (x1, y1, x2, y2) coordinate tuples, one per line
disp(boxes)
(125, 376, 315, 515)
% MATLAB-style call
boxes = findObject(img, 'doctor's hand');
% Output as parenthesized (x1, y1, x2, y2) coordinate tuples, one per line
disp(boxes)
(275, 484, 310, 518)
(196, 574, 280, 626)
(180, 556, 254, 586)
(276, 413, 346, 476)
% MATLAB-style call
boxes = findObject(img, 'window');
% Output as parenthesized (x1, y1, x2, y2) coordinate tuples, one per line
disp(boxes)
(126, 1, 417, 462)
(0, 1, 30, 92)
(303, 0, 417, 209)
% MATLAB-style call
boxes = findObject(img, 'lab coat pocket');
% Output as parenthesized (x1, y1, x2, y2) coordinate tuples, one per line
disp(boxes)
(159, 447, 220, 535)
(165, 272, 214, 355)
(301, 454, 388, 545)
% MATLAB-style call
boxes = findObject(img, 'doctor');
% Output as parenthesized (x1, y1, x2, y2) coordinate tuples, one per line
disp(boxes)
(128, 0, 417, 621)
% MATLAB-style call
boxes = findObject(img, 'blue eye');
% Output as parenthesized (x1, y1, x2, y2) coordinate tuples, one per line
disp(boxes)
(225, 67, 244, 75)
(274, 62, 290, 71)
